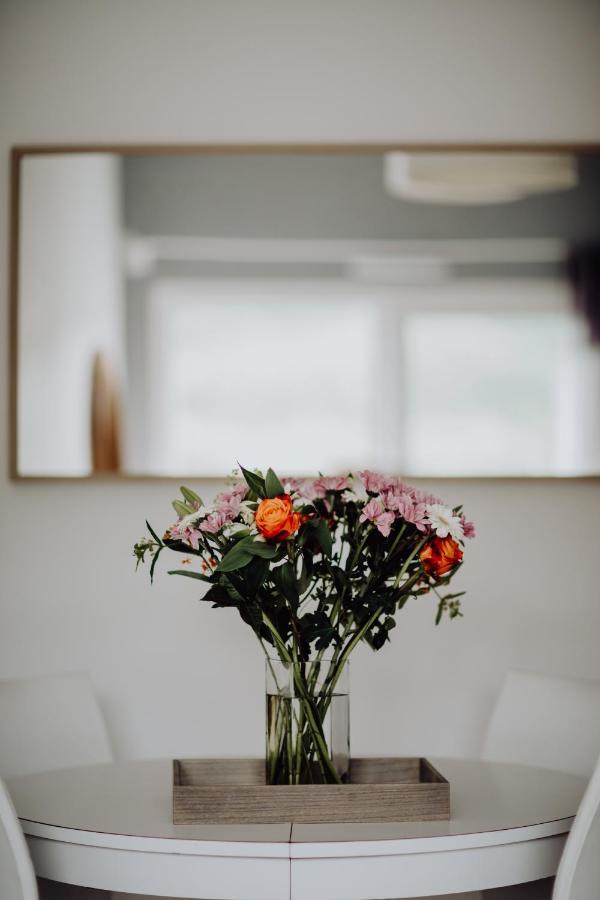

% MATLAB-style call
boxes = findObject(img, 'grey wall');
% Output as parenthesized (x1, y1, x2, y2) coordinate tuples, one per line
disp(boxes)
(123, 152, 600, 241)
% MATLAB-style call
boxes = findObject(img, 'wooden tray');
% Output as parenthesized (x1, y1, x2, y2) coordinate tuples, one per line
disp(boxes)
(172, 757, 449, 824)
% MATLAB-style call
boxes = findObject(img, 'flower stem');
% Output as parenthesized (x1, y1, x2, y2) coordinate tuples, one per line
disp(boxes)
(262, 613, 343, 785)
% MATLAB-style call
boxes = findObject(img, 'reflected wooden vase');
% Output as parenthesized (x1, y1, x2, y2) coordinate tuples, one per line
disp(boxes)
(90, 351, 122, 473)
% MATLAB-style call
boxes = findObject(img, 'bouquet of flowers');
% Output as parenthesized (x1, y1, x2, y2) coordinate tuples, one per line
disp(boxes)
(134, 466, 474, 785)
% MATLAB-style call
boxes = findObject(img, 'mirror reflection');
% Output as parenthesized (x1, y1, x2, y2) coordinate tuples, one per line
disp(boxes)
(15, 149, 600, 477)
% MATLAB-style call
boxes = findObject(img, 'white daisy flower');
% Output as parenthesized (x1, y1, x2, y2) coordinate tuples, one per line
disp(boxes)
(222, 522, 250, 538)
(239, 501, 257, 526)
(342, 476, 369, 505)
(424, 504, 464, 541)
(177, 507, 208, 528)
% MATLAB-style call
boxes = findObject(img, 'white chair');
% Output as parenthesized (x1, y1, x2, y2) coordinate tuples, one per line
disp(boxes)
(0, 672, 113, 779)
(0, 674, 115, 899)
(473, 671, 600, 899)
(553, 751, 600, 899)
(481, 670, 600, 778)
(0, 776, 38, 900)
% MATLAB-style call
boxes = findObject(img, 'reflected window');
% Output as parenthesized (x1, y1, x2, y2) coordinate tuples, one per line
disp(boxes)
(125, 276, 599, 477)
(136, 282, 381, 475)
(403, 311, 589, 475)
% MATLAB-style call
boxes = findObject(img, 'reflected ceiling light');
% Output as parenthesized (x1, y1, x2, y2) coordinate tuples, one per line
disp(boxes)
(383, 153, 578, 205)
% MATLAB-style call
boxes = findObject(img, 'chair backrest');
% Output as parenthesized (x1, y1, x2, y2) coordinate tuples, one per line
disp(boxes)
(0, 672, 113, 779)
(553, 753, 600, 900)
(0, 778, 38, 900)
(481, 669, 600, 777)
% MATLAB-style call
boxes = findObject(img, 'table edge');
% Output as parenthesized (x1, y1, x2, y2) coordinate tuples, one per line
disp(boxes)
(20, 815, 575, 858)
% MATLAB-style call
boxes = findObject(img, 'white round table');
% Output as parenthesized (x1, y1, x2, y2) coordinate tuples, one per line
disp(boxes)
(8, 758, 585, 899)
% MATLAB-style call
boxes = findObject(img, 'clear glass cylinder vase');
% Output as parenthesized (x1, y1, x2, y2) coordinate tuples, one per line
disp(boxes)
(265, 654, 350, 785)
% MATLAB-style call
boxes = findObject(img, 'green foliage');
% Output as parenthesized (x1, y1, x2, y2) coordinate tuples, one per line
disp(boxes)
(216, 545, 254, 572)
(145, 521, 163, 546)
(202, 583, 235, 605)
(265, 467, 285, 498)
(217, 535, 280, 573)
(135, 467, 469, 663)
(435, 591, 465, 625)
(272, 562, 299, 608)
(133, 536, 159, 569)
(172, 499, 191, 518)
(180, 486, 203, 506)
(309, 518, 332, 557)
(167, 569, 213, 582)
(239, 465, 266, 499)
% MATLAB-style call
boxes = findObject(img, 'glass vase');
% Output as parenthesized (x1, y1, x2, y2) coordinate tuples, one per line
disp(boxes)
(265, 654, 350, 785)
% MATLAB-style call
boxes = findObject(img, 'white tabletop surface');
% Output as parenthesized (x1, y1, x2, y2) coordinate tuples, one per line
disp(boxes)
(8, 759, 587, 899)
(8, 756, 586, 850)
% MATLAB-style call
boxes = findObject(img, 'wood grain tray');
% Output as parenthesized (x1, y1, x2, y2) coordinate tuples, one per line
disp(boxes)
(172, 757, 450, 824)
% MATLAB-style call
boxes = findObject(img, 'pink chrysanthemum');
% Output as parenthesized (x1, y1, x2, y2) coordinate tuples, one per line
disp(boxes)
(199, 510, 231, 534)
(359, 470, 397, 494)
(312, 475, 349, 496)
(168, 522, 203, 549)
(460, 516, 476, 539)
(359, 498, 396, 537)
(215, 484, 248, 505)
(382, 489, 429, 532)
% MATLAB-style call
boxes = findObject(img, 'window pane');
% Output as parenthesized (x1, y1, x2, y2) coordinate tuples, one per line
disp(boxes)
(402, 312, 573, 475)
(144, 281, 381, 475)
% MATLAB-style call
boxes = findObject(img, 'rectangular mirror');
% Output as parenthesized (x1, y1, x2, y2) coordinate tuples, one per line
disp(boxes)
(11, 146, 600, 478)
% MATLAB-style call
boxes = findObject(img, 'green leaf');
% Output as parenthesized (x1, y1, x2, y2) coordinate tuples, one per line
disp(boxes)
(315, 629, 337, 651)
(441, 591, 466, 601)
(325, 563, 347, 594)
(162, 538, 202, 556)
(265, 467, 285, 498)
(237, 596, 263, 633)
(145, 520, 163, 546)
(172, 499, 191, 517)
(245, 541, 279, 559)
(216, 542, 254, 573)
(311, 518, 332, 557)
(298, 551, 314, 594)
(225, 534, 279, 560)
(299, 610, 337, 651)
(149, 546, 162, 583)
(180, 486, 202, 506)
(239, 464, 266, 499)
(167, 569, 213, 582)
(202, 583, 233, 605)
(369, 626, 389, 651)
(221, 579, 245, 604)
(244, 557, 270, 595)
(272, 561, 299, 606)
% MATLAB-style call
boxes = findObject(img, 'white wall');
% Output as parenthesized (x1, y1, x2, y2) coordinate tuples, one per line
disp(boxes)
(1, 0, 600, 762)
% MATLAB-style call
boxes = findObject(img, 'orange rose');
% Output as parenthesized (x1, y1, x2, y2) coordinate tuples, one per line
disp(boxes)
(255, 494, 301, 541)
(420, 536, 463, 578)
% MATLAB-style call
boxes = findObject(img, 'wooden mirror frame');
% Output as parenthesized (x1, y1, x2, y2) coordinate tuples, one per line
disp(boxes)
(9, 142, 600, 482)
